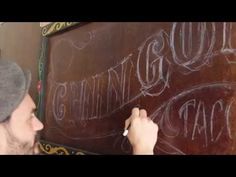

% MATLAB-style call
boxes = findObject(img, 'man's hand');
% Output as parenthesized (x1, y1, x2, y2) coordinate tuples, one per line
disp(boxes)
(124, 107, 158, 155)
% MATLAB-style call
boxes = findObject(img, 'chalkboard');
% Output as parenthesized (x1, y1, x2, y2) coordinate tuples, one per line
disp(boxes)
(38, 22, 236, 154)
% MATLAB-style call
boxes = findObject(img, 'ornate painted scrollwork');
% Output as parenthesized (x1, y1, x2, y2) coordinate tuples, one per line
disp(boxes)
(42, 22, 79, 36)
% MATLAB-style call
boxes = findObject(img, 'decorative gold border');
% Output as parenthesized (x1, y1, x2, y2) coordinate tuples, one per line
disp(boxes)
(41, 22, 79, 37)
(39, 141, 86, 155)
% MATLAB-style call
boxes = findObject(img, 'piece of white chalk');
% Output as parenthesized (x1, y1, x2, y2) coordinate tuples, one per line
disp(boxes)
(123, 129, 129, 136)
(123, 123, 131, 136)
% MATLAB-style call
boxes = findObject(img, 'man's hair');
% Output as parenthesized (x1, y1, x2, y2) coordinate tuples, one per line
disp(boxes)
(1, 116, 10, 123)
(0, 59, 31, 122)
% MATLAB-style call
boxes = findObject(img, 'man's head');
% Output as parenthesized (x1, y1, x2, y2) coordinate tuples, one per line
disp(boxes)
(0, 59, 44, 154)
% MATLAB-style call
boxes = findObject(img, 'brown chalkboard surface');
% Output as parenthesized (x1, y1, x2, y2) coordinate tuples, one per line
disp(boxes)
(38, 22, 236, 154)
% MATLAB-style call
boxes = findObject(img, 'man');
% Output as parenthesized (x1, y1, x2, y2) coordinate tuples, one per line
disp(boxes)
(0, 59, 158, 154)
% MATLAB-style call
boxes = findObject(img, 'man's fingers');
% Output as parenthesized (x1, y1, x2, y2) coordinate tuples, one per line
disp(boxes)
(124, 107, 139, 130)
(132, 107, 140, 118)
(124, 118, 131, 130)
(139, 109, 147, 118)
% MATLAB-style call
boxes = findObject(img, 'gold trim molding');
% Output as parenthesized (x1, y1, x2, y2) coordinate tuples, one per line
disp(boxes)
(42, 22, 78, 36)
(39, 142, 85, 155)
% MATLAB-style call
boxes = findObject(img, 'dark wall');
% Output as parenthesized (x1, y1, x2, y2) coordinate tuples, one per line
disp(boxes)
(0, 22, 42, 102)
